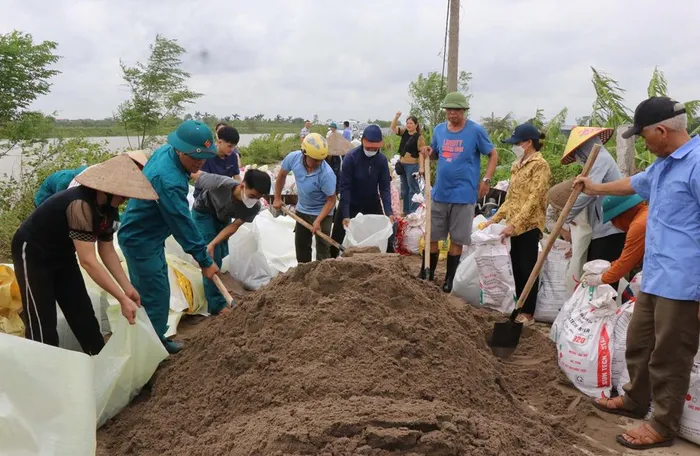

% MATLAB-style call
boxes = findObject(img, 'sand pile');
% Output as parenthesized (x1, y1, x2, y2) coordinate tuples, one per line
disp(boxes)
(97, 255, 604, 456)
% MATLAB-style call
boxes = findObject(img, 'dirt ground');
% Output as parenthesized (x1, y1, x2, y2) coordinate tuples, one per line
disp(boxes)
(115, 254, 697, 456)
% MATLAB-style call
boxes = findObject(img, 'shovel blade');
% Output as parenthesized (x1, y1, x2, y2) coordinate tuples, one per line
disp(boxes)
(487, 320, 523, 359)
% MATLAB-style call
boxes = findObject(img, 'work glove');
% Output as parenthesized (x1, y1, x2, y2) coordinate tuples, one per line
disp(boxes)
(270, 206, 282, 218)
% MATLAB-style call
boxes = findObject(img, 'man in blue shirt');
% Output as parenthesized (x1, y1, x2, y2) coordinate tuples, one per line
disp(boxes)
(273, 133, 337, 263)
(330, 124, 394, 257)
(193, 125, 241, 199)
(342, 121, 353, 141)
(420, 91, 498, 292)
(575, 97, 700, 451)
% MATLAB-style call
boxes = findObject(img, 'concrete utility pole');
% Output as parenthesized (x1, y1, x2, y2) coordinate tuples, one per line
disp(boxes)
(616, 125, 636, 177)
(446, 0, 460, 92)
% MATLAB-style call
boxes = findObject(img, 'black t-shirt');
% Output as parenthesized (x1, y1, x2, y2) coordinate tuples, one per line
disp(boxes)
(398, 129, 420, 159)
(15, 186, 119, 262)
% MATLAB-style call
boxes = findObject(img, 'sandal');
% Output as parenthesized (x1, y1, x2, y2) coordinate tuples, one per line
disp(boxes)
(591, 396, 645, 419)
(616, 423, 674, 450)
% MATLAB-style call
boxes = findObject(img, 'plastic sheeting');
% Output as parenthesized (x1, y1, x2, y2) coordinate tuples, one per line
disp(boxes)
(95, 307, 168, 427)
(0, 307, 167, 456)
(343, 213, 393, 253)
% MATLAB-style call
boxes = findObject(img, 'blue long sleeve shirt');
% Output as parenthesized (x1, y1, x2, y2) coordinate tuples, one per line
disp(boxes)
(339, 146, 393, 219)
(118, 144, 212, 267)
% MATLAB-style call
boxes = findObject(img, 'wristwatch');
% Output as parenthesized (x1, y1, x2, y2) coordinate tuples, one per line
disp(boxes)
(482, 177, 491, 185)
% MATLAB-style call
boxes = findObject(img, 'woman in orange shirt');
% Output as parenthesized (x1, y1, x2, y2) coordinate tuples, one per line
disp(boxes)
(583, 194, 647, 286)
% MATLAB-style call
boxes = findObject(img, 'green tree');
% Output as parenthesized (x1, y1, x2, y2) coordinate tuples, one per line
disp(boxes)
(589, 67, 632, 130)
(116, 34, 201, 149)
(408, 71, 472, 129)
(0, 31, 60, 156)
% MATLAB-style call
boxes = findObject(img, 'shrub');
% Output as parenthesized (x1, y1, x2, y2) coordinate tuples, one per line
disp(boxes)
(0, 138, 112, 261)
(239, 134, 301, 166)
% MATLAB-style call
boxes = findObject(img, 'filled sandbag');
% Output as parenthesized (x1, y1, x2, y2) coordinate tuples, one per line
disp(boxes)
(471, 224, 516, 313)
(556, 284, 618, 398)
(534, 238, 572, 323)
(680, 352, 700, 445)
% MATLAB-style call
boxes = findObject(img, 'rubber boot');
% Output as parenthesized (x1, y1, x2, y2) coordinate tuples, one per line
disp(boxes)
(418, 252, 439, 281)
(442, 254, 460, 293)
(163, 338, 184, 354)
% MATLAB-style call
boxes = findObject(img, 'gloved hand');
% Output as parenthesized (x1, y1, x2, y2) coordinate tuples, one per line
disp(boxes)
(582, 272, 604, 287)
(270, 206, 281, 218)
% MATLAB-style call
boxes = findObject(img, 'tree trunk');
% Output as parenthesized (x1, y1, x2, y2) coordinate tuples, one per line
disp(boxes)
(447, 0, 460, 92)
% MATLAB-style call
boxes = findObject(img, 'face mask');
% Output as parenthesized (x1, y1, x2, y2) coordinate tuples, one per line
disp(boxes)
(242, 191, 258, 208)
(512, 145, 525, 159)
(364, 148, 378, 157)
(574, 153, 587, 165)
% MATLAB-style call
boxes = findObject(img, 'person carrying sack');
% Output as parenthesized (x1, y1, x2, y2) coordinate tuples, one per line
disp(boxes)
(12, 154, 158, 354)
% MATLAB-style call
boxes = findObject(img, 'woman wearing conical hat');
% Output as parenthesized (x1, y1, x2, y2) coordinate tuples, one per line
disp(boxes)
(33, 150, 149, 207)
(11, 154, 158, 354)
(560, 126, 626, 289)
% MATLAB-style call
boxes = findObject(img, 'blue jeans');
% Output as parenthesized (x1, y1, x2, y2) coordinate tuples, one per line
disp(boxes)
(399, 163, 420, 214)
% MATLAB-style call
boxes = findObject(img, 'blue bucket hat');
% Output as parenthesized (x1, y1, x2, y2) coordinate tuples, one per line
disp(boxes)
(602, 194, 644, 223)
(329, 122, 338, 129)
(167, 120, 217, 159)
(503, 123, 542, 144)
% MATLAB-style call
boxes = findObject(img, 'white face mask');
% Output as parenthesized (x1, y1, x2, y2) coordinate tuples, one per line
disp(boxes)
(364, 148, 378, 157)
(512, 145, 525, 159)
(241, 191, 258, 208)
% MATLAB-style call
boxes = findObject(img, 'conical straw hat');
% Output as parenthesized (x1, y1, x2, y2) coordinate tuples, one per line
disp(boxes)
(560, 126, 614, 164)
(75, 154, 158, 200)
(547, 178, 574, 211)
(327, 131, 354, 156)
(125, 150, 149, 168)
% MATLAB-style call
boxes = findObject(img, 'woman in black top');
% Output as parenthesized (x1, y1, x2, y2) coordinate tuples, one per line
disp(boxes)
(11, 154, 158, 354)
(390, 112, 425, 215)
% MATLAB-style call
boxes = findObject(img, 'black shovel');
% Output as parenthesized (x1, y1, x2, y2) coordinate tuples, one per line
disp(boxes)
(488, 144, 601, 358)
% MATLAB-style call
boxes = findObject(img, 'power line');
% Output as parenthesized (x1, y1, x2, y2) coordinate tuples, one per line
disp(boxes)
(440, 0, 450, 90)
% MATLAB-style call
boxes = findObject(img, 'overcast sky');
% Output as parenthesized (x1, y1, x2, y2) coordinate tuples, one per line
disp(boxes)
(2, 0, 698, 125)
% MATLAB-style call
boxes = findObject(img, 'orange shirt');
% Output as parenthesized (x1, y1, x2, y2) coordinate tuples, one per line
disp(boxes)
(602, 203, 648, 284)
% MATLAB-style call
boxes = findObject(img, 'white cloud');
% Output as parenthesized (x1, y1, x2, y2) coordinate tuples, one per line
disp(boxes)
(1, 0, 698, 124)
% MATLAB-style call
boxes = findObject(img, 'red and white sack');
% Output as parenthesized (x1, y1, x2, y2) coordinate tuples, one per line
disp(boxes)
(550, 260, 615, 344)
(534, 237, 572, 323)
(611, 299, 634, 393)
(556, 285, 618, 398)
(679, 350, 700, 445)
(471, 224, 516, 314)
(628, 271, 643, 297)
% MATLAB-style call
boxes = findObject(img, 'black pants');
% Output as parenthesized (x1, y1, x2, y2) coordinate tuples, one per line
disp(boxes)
(11, 237, 104, 355)
(510, 228, 541, 316)
(330, 200, 395, 258)
(294, 211, 334, 263)
(587, 232, 626, 290)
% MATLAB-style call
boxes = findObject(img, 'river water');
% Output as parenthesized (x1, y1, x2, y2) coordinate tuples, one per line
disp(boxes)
(0, 133, 281, 177)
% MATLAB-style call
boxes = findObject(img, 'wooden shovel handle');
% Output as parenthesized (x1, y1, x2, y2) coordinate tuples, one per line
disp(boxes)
(281, 206, 344, 251)
(212, 274, 234, 307)
(514, 144, 601, 312)
(423, 154, 432, 270)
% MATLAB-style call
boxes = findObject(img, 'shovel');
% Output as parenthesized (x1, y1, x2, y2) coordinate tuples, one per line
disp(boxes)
(487, 144, 601, 358)
(280, 205, 346, 254)
(421, 154, 433, 279)
(212, 274, 235, 308)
